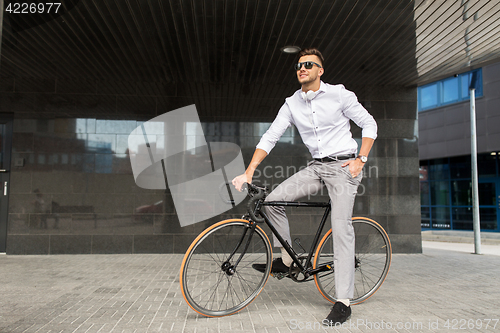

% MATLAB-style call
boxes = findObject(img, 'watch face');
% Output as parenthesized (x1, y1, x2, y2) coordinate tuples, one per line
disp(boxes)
(360, 155, 367, 163)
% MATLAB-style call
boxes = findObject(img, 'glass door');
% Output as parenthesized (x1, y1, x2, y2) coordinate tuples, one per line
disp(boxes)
(0, 114, 13, 252)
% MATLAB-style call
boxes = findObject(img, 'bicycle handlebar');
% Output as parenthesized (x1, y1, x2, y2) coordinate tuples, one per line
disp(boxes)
(246, 183, 267, 222)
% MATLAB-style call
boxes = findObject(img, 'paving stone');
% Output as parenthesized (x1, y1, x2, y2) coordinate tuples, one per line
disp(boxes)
(1, 246, 500, 332)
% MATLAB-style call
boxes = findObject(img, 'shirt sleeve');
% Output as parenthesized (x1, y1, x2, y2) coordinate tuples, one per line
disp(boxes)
(340, 86, 378, 140)
(256, 102, 293, 154)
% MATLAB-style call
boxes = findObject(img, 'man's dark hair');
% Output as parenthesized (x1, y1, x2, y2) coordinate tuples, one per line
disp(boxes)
(298, 48, 325, 67)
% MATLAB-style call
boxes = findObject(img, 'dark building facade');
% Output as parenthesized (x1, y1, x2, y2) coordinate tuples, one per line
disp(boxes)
(2, 87, 421, 254)
(5, 0, 498, 255)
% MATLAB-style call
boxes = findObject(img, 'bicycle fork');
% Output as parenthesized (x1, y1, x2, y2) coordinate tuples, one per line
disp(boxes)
(220, 222, 257, 276)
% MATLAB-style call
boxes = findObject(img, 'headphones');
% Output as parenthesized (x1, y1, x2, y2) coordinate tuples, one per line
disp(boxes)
(301, 90, 319, 101)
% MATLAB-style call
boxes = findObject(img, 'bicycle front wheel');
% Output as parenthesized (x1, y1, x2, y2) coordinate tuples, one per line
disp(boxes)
(180, 219, 273, 317)
(313, 217, 391, 305)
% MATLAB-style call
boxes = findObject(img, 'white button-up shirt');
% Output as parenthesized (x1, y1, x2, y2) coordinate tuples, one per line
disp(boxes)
(256, 81, 377, 159)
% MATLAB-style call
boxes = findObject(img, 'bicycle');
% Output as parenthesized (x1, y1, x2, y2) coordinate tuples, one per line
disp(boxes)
(180, 183, 391, 317)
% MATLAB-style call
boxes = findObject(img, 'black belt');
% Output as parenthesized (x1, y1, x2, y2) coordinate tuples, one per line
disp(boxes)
(314, 154, 355, 162)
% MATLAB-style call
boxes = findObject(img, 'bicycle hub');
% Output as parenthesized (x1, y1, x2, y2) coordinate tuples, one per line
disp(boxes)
(221, 261, 235, 276)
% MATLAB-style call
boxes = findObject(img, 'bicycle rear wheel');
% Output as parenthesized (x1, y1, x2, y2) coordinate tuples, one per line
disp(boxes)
(180, 219, 272, 317)
(313, 217, 391, 305)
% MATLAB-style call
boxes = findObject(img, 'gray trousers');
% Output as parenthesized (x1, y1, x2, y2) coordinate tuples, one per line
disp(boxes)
(264, 159, 361, 299)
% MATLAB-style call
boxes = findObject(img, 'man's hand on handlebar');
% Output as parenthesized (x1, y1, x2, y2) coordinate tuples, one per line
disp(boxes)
(233, 149, 267, 192)
(232, 173, 252, 192)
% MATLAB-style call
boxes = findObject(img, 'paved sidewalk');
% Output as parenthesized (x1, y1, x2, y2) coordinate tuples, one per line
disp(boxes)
(422, 230, 500, 245)
(422, 229, 500, 255)
(1, 243, 500, 333)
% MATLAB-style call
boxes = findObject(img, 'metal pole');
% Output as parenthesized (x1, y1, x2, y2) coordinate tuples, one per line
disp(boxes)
(469, 73, 481, 254)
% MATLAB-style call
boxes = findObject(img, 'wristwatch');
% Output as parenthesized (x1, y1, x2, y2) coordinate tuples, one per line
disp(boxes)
(357, 155, 368, 163)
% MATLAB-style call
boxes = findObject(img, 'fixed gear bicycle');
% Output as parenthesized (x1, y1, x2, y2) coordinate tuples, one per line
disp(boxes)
(180, 183, 391, 317)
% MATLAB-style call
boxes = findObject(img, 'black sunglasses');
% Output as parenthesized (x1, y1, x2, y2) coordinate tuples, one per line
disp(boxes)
(294, 61, 322, 70)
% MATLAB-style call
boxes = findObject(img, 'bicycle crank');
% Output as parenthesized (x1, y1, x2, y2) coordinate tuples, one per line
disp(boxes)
(289, 261, 309, 282)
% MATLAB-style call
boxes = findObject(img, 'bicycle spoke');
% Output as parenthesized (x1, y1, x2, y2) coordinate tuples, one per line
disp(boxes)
(181, 221, 271, 316)
(200, 270, 227, 308)
(321, 274, 335, 290)
(218, 276, 233, 310)
(314, 219, 391, 305)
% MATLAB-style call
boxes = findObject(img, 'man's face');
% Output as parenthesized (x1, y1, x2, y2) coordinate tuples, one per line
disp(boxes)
(296, 55, 324, 86)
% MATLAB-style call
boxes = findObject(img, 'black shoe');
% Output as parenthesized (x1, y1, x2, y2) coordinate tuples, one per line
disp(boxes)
(252, 258, 289, 274)
(324, 302, 351, 325)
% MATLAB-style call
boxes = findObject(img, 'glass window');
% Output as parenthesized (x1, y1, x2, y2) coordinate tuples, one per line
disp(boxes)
(451, 180, 471, 206)
(461, 73, 471, 99)
(450, 155, 471, 179)
(479, 182, 496, 206)
(452, 208, 497, 231)
(475, 69, 483, 96)
(255, 123, 273, 137)
(466, 69, 483, 96)
(430, 181, 449, 205)
(431, 207, 450, 229)
(478, 153, 496, 178)
(419, 83, 438, 110)
(418, 68, 482, 112)
(429, 158, 449, 180)
(442, 77, 459, 103)
(420, 182, 429, 205)
(480, 208, 497, 230)
(421, 207, 430, 228)
(452, 207, 472, 230)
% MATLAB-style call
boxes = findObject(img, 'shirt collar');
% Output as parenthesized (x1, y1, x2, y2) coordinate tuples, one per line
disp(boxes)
(301, 81, 327, 95)
(318, 81, 327, 94)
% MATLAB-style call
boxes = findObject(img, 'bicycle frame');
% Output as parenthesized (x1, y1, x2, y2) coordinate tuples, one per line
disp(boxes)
(259, 200, 332, 277)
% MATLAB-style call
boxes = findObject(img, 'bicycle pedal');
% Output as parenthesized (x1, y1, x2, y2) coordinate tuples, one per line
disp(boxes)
(271, 272, 288, 280)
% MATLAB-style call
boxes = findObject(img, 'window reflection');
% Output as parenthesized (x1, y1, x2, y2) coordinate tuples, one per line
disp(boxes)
(76, 118, 94, 135)
(429, 158, 449, 180)
(480, 208, 498, 230)
(17, 118, 305, 176)
(420, 182, 429, 205)
(431, 207, 450, 229)
(419, 84, 438, 110)
(442, 77, 459, 103)
(418, 69, 483, 112)
(421, 154, 499, 231)
(451, 180, 471, 206)
(478, 154, 496, 177)
(450, 155, 471, 179)
(430, 181, 449, 206)
(452, 207, 472, 230)
(96, 120, 136, 134)
(479, 183, 496, 206)
(452, 208, 498, 231)
(421, 207, 430, 228)
(461, 74, 470, 99)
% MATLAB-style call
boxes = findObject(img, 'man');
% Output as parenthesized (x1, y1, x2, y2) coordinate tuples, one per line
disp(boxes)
(232, 48, 377, 324)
